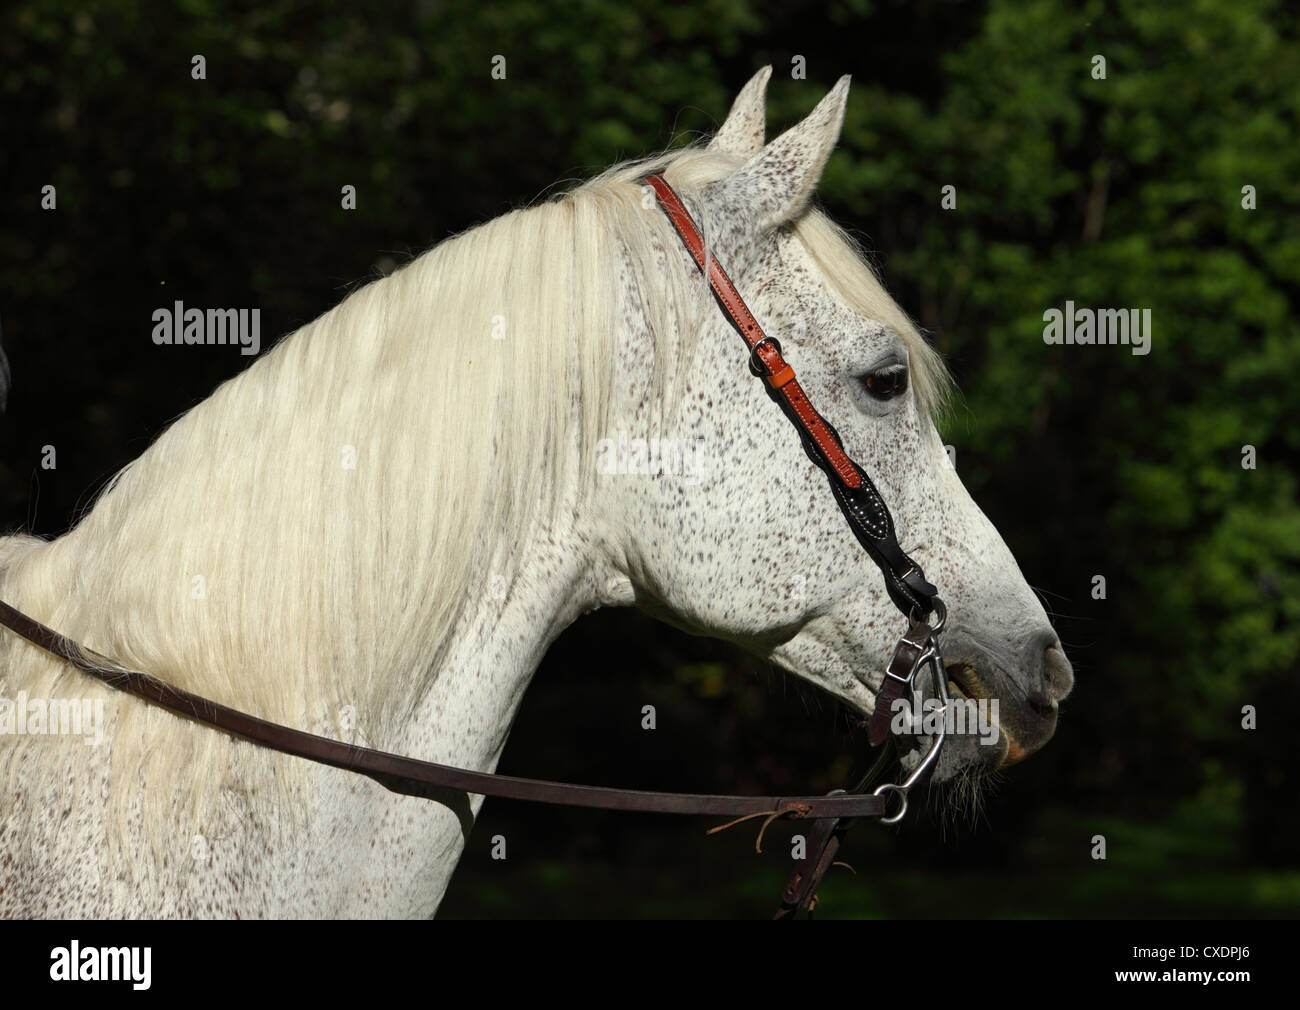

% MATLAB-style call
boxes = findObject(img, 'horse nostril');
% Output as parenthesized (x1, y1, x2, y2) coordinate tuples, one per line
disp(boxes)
(1043, 644, 1074, 702)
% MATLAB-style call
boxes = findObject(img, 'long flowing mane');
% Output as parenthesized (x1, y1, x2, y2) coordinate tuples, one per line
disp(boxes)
(0, 145, 948, 870)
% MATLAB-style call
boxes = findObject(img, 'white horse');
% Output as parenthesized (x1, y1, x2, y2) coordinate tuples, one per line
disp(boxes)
(0, 70, 1072, 917)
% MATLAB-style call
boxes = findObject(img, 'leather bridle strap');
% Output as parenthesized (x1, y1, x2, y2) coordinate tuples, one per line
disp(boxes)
(643, 173, 938, 620)
(0, 599, 885, 822)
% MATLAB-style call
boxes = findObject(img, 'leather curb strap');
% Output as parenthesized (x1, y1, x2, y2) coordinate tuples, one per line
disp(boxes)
(643, 173, 937, 620)
(868, 617, 934, 747)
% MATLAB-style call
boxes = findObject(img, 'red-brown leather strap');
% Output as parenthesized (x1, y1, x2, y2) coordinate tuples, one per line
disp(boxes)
(645, 173, 862, 489)
(643, 172, 939, 620)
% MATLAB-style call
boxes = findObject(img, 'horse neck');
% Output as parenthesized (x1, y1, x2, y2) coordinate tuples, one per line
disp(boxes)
(389, 505, 611, 772)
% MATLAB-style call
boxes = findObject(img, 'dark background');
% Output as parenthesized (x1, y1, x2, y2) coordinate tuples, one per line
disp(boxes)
(2, 0, 1297, 918)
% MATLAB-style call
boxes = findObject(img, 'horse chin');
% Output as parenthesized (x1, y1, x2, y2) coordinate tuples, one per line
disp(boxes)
(930, 729, 1008, 782)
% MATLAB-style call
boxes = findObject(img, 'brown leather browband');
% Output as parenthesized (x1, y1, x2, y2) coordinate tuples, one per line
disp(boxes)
(0, 172, 950, 919)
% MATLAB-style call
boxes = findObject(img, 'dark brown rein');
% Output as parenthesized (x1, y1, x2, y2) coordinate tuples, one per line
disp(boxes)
(0, 174, 949, 918)
(0, 599, 884, 822)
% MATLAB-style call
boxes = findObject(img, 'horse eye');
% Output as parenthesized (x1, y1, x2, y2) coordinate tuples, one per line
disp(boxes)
(860, 364, 909, 400)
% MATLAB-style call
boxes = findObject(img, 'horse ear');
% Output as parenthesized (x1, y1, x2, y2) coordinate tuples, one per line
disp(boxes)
(723, 75, 850, 230)
(708, 66, 771, 157)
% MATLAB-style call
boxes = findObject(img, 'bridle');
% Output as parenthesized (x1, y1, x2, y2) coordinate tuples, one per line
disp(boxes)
(0, 172, 951, 919)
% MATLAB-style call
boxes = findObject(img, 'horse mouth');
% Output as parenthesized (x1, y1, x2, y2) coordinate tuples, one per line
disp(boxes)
(944, 661, 982, 700)
(943, 661, 1021, 766)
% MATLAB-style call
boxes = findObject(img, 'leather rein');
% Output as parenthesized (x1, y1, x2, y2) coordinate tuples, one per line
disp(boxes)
(0, 173, 950, 919)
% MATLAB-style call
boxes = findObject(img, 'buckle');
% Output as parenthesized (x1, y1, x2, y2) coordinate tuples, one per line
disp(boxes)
(883, 639, 929, 686)
(882, 604, 944, 687)
(747, 335, 782, 377)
